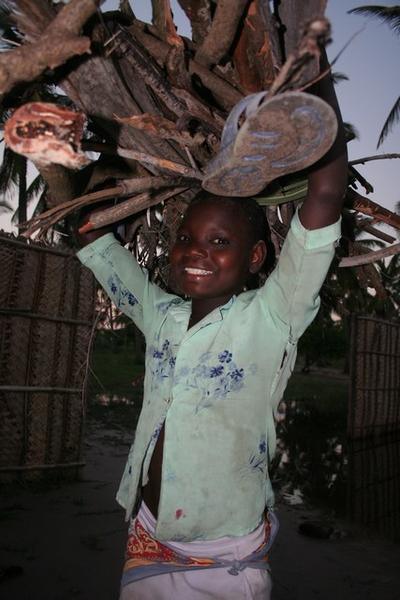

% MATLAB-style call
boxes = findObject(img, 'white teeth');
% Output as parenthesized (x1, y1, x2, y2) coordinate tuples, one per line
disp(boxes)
(185, 267, 212, 275)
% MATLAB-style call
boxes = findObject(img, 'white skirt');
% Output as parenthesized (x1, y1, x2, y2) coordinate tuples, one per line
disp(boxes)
(120, 501, 278, 600)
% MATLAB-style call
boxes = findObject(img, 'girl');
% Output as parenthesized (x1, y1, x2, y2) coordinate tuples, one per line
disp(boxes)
(77, 68, 347, 599)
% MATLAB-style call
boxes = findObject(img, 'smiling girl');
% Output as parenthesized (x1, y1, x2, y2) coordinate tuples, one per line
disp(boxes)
(76, 64, 347, 600)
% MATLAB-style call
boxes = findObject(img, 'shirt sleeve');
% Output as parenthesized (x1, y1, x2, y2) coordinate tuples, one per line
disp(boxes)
(259, 209, 341, 341)
(77, 233, 174, 337)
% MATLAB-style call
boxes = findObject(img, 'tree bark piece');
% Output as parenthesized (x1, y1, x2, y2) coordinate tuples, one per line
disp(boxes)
(350, 153, 400, 165)
(177, 0, 212, 45)
(275, 0, 327, 82)
(269, 18, 331, 96)
(83, 142, 202, 179)
(23, 176, 187, 237)
(62, 55, 186, 165)
(79, 186, 188, 232)
(340, 243, 400, 268)
(151, 0, 183, 47)
(114, 28, 187, 118)
(0, 0, 102, 95)
(347, 189, 400, 231)
(194, 0, 249, 68)
(232, 0, 277, 93)
(355, 218, 396, 244)
(129, 23, 242, 110)
(115, 113, 206, 146)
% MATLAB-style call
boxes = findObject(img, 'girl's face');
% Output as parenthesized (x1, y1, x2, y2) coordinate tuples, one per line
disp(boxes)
(170, 201, 266, 311)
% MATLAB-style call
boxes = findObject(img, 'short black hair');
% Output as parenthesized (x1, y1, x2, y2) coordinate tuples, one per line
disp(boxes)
(189, 191, 276, 282)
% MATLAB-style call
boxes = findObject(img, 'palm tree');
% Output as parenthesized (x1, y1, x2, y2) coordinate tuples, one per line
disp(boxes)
(348, 5, 400, 147)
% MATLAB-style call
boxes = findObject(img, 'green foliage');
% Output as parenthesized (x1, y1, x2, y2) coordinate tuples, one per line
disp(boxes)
(298, 318, 347, 369)
(284, 373, 348, 408)
(88, 328, 144, 399)
(349, 5, 400, 34)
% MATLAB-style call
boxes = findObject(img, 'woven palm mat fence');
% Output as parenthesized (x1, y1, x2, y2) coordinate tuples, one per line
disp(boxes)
(0, 234, 96, 482)
(347, 433, 400, 540)
(348, 315, 400, 439)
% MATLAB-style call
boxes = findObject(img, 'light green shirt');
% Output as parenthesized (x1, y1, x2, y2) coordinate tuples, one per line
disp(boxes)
(77, 210, 341, 541)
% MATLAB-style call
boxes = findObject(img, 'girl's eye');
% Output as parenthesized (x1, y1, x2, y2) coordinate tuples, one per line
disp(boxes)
(211, 237, 229, 245)
(177, 233, 189, 242)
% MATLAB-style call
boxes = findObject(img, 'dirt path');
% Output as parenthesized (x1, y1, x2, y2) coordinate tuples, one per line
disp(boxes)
(1, 416, 399, 600)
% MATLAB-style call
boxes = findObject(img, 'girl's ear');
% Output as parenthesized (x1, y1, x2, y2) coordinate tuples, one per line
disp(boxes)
(249, 240, 267, 274)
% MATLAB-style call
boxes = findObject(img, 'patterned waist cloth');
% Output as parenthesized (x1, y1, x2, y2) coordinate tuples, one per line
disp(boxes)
(122, 504, 278, 587)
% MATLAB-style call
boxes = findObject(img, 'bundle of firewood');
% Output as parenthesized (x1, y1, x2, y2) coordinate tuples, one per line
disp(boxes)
(1, 0, 399, 290)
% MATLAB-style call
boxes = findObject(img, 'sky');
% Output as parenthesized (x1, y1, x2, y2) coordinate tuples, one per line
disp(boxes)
(0, 0, 399, 231)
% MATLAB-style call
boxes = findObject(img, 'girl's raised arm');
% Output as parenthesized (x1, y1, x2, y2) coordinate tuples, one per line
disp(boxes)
(299, 52, 348, 230)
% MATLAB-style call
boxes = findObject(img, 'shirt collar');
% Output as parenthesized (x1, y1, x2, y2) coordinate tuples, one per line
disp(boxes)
(178, 295, 236, 341)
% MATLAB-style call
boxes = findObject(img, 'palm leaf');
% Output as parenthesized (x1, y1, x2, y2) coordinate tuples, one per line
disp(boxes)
(30, 186, 47, 219)
(343, 121, 359, 142)
(26, 173, 45, 203)
(0, 198, 12, 212)
(0, 146, 20, 193)
(377, 95, 400, 147)
(331, 71, 349, 84)
(348, 5, 400, 35)
(12, 173, 47, 225)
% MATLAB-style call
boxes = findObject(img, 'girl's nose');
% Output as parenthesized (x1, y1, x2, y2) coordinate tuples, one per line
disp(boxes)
(186, 242, 207, 258)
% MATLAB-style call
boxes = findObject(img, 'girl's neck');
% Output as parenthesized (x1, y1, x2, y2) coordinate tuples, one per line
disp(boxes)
(188, 294, 234, 329)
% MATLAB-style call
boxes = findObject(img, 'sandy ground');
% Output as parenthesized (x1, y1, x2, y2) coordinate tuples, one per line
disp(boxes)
(1, 415, 400, 600)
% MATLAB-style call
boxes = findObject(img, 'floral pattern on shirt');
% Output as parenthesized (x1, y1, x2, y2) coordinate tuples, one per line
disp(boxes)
(157, 298, 183, 315)
(147, 338, 177, 392)
(237, 435, 268, 482)
(248, 434, 267, 474)
(174, 350, 258, 412)
(107, 274, 138, 309)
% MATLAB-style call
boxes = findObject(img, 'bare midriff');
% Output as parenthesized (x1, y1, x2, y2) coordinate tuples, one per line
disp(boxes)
(141, 423, 165, 519)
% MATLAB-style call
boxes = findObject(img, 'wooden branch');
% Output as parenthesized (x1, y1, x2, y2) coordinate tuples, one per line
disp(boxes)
(172, 88, 224, 132)
(129, 22, 242, 110)
(346, 188, 400, 231)
(339, 243, 400, 268)
(349, 165, 374, 194)
(115, 113, 206, 146)
(349, 153, 400, 165)
(277, 0, 327, 81)
(113, 28, 187, 118)
(79, 186, 189, 232)
(354, 262, 387, 299)
(22, 177, 184, 237)
(149, 2, 192, 90)
(357, 222, 396, 244)
(232, 0, 277, 93)
(269, 18, 331, 96)
(194, 0, 249, 68)
(0, 0, 101, 95)
(187, 61, 242, 110)
(176, 0, 212, 45)
(83, 142, 203, 179)
(117, 27, 224, 129)
(151, 0, 183, 47)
